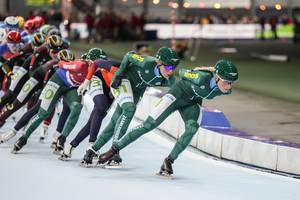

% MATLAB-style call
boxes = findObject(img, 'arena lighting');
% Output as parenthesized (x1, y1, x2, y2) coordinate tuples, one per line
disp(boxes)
(259, 4, 266, 11)
(214, 3, 221, 9)
(183, 2, 190, 8)
(137, 0, 143, 4)
(153, 0, 160, 5)
(172, 2, 179, 8)
(275, 4, 282, 10)
(122, 0, 127, 3)
(67, 0, 72, 2)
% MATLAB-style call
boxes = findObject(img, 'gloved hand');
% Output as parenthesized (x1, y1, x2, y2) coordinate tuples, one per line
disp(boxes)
(77, 79, 90, 96)
(110, 75, 123, 89)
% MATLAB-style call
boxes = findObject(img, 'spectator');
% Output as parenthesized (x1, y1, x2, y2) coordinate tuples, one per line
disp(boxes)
(259, 16, 266, 40)
(270, 15, 278, 40)
(84, 13, 94, 43)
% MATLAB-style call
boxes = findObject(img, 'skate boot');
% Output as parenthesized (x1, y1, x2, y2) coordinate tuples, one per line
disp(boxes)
(106, 152, 122, 167)
(158, 157, 174, 177)
(50, 132, 60, 149)
(59, 144, 75, 161)
(86, 142, 99, 160)
(53, 135, 66, 155)
(98, 146, 119, 165)
(0, 128, 17, 144)
(39, 124, 49, 143)
(11, 136, 27, 153)
(80, 147, 97, 167)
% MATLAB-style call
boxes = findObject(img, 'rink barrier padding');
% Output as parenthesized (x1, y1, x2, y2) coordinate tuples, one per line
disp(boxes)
(133, 89, 300, 176)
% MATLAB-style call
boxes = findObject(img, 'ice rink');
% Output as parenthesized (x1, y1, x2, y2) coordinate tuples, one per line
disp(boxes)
(0, 101, 300, 200)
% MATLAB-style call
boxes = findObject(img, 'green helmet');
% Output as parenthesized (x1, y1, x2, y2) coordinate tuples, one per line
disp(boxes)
(86, 48, 108, 61)
(215, 59, 238, 82)
(39, 24, 51, 35)
(156, 47, 180, 66)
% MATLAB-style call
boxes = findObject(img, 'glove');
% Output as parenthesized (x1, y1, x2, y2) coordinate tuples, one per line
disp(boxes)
(110, 75, 123, 89)
(77, 79, 90, 96)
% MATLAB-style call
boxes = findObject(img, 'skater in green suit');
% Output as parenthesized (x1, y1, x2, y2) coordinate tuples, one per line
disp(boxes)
(81, 47, 180, 166)
(97, 60, 239, 176)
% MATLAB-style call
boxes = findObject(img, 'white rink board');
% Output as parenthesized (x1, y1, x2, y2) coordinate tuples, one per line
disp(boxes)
(197, 128, 223, 157)
(277, 146, 300, 175)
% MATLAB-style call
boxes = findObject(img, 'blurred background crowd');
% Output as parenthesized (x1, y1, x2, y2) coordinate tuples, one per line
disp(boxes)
(0, 0, 299, 43)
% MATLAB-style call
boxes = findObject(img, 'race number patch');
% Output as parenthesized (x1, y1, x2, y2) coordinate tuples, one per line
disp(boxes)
(9, 66, 28, 91)
(149, 93, 176, 120)
(87, 75, 104, 98)
(17, 77, 39, 103)
(111, 79, 134, 106)
(40, 81, 60, 111)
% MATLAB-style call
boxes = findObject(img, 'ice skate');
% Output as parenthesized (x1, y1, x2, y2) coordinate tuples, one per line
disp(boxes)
(39, 124, 49, 143)
(98, 146, 119, 165)
(156, 157, 174, 179)
(59, 144, 75, 161)
(105, 153, 123, 168)
(53, 135, 66, 155)
(50, 132, 60, 149)
(0, 128, 17, 144)
(80, 147, 97, 167)
(11, 136, 27, 154)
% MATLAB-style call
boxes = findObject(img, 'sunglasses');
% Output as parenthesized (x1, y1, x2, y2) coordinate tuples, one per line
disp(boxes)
(163, 65, 176, 71)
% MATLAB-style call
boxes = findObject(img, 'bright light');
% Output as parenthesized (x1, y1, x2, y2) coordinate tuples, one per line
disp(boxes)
(137, 0, 143, 4)
(122, 0, 127, 3)
(172, 2, 179, 8)
(214, 3, 221, 9)
(153, 0, 159, 5)
(183, 2, 190, 8)
(275, 4, 282, 10)
(259, 4, 266, 11)
(67, 0, 72, 2)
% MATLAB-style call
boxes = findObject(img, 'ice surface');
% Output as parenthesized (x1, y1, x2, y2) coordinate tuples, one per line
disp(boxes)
(0, 99, 299, 200)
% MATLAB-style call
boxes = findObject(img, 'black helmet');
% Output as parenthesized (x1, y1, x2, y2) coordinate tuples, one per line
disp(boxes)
(47, 35, 63, 51)
(58, 49, 75, 61)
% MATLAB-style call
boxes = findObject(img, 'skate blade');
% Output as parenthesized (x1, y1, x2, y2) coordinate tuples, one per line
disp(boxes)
(58, 155, 69, 161)
(11, 149, 18, 154)
(156, 172, 174, 179)
(52, 149, 62, 155)
(79, 161, 94, 168)
(103, 163, 123, 169)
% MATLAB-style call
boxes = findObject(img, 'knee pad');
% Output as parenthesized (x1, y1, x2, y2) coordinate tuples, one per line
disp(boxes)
(185, 120, 199, 134)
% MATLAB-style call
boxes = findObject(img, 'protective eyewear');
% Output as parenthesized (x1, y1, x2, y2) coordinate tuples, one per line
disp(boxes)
(163, 65, 176, 71)
(219, 77, 234, 85)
